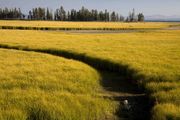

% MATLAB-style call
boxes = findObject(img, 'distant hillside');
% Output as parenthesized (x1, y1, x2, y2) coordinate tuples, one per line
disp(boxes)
(145, 15, 180, 22)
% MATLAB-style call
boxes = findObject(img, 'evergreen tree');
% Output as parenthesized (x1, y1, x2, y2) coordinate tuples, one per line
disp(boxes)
(138, 13, 145, 22)
(128, 8, 138, 22)
(111, 11, 116, 21)
(119, 15, 124, 21)
(67, 11, 71, 21)
(46, 8, 50, 20)
(28, 10, 32, 19)
(105, 9, 109, 22)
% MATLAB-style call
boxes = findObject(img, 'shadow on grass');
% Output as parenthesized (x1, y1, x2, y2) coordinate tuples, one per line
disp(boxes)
(0, 25, 158, 31)
(100, 71, 151, 120)
(0, 44, 151, 120)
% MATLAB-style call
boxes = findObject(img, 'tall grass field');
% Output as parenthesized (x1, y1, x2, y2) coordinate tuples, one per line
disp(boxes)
(0, 21, 180, 120)
(0, 49, 116, 120)
(0, 20, 175, 30)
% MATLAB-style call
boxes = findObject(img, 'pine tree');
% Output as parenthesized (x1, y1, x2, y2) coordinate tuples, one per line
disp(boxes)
(111, 11, 116, 21)
(138, 13, 145, 22)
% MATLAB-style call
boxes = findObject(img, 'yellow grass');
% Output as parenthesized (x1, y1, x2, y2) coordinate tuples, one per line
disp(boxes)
(0, 29, 179, 84)
(0, 22, 179, 119)
(152, 103, 180, 120)
(0, 49, 116, 120)
(0, 20, 173, 29)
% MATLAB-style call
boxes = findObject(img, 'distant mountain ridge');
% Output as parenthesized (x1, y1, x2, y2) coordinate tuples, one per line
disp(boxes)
(145, 15, 180, 21)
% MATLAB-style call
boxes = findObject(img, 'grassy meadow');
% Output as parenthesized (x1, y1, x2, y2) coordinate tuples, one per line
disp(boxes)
(0, 21, 180, 120)
(0, 20, 175, 30)
(0, 49, 116, 120)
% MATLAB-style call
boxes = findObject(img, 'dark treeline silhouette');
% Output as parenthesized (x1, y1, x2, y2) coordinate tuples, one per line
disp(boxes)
(28, 7, 53, 20)
(0, 6, 145, 22)
(0, 7, 25, 19)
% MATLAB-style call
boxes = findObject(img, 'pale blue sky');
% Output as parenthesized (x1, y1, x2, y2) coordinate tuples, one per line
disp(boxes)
(0, 0, 180, 16)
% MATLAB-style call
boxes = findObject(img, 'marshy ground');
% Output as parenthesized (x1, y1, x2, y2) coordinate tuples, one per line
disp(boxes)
(0, 46, 151, 120)
(0, 21, 179, 120)
(100, 71, 150, 120)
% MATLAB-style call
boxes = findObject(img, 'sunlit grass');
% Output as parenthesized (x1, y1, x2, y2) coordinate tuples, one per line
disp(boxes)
(0, 23, 179, 119)
(0, 49, 116, 120)
(0, 29, 179, 83)
(0, 20, 173, 29)
(152, 103, 180, 120)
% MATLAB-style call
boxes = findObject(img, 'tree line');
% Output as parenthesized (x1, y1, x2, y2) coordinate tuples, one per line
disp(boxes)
(0, 8, 24, 19)
(0, 6, 145, 22)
